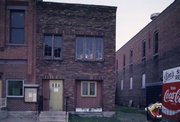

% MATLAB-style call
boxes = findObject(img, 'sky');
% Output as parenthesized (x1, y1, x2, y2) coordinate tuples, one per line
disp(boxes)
(44, 0, 174, 51)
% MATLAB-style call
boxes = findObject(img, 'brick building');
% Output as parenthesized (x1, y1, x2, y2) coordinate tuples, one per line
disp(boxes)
(0, 0, 116, 116)
(0, 0, 37, 111)
(36, 1, 116, 114)
(116, 0, 180, 107)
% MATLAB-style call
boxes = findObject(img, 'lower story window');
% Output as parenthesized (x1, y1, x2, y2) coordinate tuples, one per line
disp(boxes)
(7, 80, 23, 97)
(81, 81, 97, 97)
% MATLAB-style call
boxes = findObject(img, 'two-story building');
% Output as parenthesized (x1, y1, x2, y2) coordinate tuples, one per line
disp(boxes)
(0, 0, 116, 117)
(36, 1, 116, 115)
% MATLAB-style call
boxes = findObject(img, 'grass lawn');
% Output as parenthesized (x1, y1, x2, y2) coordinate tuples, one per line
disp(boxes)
(69, 105, 146, 122)
(115, 105, 146, 115)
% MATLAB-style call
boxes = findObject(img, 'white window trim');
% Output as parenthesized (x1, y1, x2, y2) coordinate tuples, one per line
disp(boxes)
(129, 77, 133, 90)
(142, 74, 146, 88)
(81, 81, 97, 97)
(6, 79, 24, 98)
(121, 80, 123, 90)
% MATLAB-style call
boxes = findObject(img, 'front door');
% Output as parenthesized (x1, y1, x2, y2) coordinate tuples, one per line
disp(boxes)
(49, 80, 63, 111)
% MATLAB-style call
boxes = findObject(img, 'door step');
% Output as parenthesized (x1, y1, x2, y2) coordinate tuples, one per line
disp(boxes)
(38, 111, 68, 122)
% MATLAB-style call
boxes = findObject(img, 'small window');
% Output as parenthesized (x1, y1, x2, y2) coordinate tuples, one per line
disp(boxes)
(123, 54, 125, 67)
(130, 49, 133, 64)
(44, 35, 62, 59)
(129, 77, 133, 89)
(142, 40, 146, 58)
(10, 10, 25, 44)
(142, 74, 146, 88)
(7, 80, 23, 97)
(154, 31, 159, 54)
(81, 81, 97, 97)
(121, 80, 123, 90)
(76, 36, 103, 61)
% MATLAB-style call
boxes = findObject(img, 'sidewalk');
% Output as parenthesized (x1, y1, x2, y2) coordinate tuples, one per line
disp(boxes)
(0, 117, 37, 122)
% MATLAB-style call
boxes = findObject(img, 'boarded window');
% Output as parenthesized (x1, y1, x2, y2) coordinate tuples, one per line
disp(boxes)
(121, 80, 123, 90)
(129, 77, 133, 89)
(142, 40, 146, 57)
(130, 49, 133, 64)
(154, 31, 159, 54)
(142, 74, 146, 88)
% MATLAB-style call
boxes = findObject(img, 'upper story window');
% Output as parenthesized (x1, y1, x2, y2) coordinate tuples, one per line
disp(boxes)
(76, 36, 103, 61)
(123, 54, 125, 69)
(142, 40, 146, 58)
(154, 31, 159, 55)
(130, 49, 133, 64)
(44, 35, 62, 59)
(10, 10, 25, 44)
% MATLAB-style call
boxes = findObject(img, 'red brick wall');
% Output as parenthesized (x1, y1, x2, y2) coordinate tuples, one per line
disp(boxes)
(0, 0, 37, 111)
(116, 0, 180, 107)
(36, 2, 116, 111)
(76, 81, 102, 108)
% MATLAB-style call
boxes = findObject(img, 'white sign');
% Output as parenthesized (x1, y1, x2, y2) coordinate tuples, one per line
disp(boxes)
(75, 108, 102, 112)
(163, 66, 180, 84)
(54, 88, 59, 92)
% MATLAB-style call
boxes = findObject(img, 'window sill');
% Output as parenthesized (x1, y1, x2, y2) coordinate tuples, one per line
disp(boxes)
(7, 96, 24, 98)
(6, 43, 27, 47)
(75, 59, 104, 62)
(42, 57, 63, 61)
(153, 53, 159, 57)
(81, 95, 97, 98)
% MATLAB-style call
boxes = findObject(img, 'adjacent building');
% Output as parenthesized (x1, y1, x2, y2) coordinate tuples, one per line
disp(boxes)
(0, 0, 116, 116)
(116, 0, 180, 107)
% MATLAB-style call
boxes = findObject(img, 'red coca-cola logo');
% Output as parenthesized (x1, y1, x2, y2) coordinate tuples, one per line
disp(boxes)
(162, 82, 180, 111)
(164, 89, 180, 103)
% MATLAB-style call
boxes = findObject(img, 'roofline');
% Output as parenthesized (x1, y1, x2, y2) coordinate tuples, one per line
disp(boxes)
(116, 0, 176, 53)
(39, 1, 117, 10)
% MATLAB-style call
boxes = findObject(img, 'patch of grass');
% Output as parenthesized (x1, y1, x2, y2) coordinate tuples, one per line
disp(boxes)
(69, 115, 120, 122)
(115, 105, 146, 115)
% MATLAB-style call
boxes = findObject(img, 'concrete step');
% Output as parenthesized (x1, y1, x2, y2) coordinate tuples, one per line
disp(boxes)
(39, 111, 68, 122)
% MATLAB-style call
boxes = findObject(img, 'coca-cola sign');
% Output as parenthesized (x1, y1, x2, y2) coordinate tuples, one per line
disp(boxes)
(164, 87, 180, 104)
(162, 66, 180, 120)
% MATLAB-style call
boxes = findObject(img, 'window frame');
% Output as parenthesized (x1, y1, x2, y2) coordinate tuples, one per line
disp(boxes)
(129, 77, 133, 90)
(121, 80, 123, 90)
(81, 81, 97, 97)
(10, 10, 25, 44)
(76, 36, 104, 61)
(129, 49, 133, 65)
(153, 31, 159, 55)
(141, 73, 146, 88)
(142, 40, 146, 58)
(43, 34, 63, 60)
(6, 79, 24, 98)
